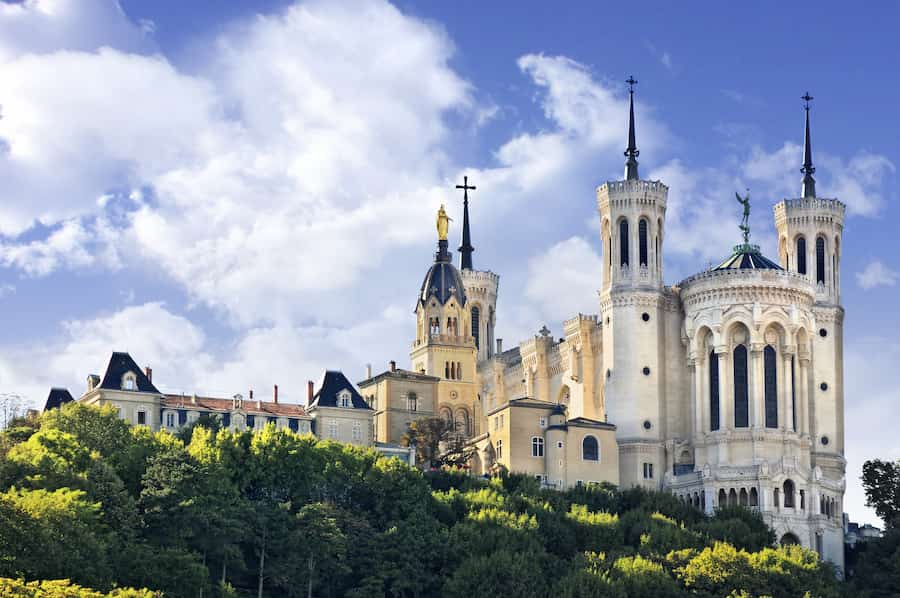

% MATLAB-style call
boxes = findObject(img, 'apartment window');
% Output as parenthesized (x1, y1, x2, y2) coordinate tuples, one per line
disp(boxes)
(582, 436, 599, 461)
(539, 417, 547, 428)
(531, 437, 544, 458)
(137, 411, 146, 426)
(407, 393, 418, 412)
(352, 422, 362, 442)
(643, 462, 654, 479)
(165, 412, 175, 428)
(496, 439, 502, 459)
(328, 420, 338, 439)
(500, 414, 504, 428)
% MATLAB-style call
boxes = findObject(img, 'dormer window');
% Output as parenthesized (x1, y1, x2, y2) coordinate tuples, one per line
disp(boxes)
(338, 390, 351, 408)
(122, 372, 137, 391)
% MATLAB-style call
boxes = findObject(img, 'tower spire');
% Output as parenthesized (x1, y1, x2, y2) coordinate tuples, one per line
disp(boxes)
(624, 76, 640, 181)
(801, 92, 816, 198)
(456, 175, 476, 270)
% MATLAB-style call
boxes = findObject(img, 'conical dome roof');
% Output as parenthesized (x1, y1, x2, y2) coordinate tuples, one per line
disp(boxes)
(418, 240, 467, 308)
(712, 243, 783, 271)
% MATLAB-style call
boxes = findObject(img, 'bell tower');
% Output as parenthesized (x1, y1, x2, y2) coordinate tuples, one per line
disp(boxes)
(597, 77, 670, 489)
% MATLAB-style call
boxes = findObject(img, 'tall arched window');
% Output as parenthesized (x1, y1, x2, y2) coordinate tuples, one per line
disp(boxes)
(445, 362, 450, 379)
(456, 410, 469, 436)
(728, 489, 737, 506)
(749, 488, 759, 507)
(796, 237, 807, 274)
(471, 306, 480, 349)
(733, 344, 749, 428)
(764, 346, 778, 428)
(718, 489, 727, 507)
(638, 219, 649, 267)
(784, 479, 796, 508)
(791, 356, 797, 431)
(457, 362, 462, 380)
(709, 350, 720, 431)
(619, 219, 630, 267)
(582, 435, 599, 461)
(739, 488, 748, 506)
(816, 237, 826, 284)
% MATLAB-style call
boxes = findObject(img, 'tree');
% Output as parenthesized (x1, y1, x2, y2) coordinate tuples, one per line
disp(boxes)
(403, 417, 475, 469)
(862, 459, 900, 529)
(176, 412, 222, 444)
(295, 503, 348, 598)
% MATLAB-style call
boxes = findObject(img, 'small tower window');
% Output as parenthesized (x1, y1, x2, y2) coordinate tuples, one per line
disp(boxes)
(816, 237, 826, 284)
(733, 345, 749, 428)
(582, 435, 599, 461)
(709, 350, 720, 431)
(638, 218, 649, 267)
(764, 346, 778, 428)
(471, 306, 480, 349)
(796, 237, 807, 274)
(619, 219, 630, 267)
(783, 479, 796, 508)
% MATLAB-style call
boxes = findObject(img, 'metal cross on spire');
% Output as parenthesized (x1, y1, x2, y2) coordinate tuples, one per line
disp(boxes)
(624, 76, 640, 181)
(801, 92, 817, 198)
(456, 176, 476, 270)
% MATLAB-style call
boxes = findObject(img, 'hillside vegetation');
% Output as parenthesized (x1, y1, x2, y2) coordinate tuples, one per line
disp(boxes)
(0, 404, 847, 597)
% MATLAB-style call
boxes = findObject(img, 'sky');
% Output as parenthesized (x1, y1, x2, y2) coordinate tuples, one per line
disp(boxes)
(0, 0, 898, 525)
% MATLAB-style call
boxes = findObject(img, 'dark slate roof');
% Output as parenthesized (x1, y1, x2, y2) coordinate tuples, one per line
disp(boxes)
(99, 352, 160, 393)
(418, 240, 467, 308)
(712, 244, 783, 271)
(43, 388, 75, 411)
(309, 371, 372, 410)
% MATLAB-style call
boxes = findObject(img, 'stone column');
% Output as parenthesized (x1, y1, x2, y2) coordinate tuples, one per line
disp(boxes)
(693, 353, 705, 439)
(750, 343, 765, 429)
(783, 347, 795, 432)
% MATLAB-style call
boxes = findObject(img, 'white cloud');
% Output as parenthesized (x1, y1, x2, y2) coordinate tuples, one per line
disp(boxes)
(856, 260, 898, 290)
(525, 236, 603, 323)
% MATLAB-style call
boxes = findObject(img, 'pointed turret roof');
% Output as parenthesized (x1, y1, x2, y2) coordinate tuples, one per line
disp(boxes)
(456, 176, 475, 270)
(624, 76, 640, 181)
(801, 92, 817, 198)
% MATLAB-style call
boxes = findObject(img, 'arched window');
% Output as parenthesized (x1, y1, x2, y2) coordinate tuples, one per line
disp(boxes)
(816, 237, 826, 284)
(582, 436, 599, 461)
(471, 306, 480, 349)
(445, 362, 450, 379)
(531, 437, 544, 457)
(749, 488, 759, 507)
(709, 350, 720, 431)
(739, 488, 748, 506)
(796, 237, 807, 274)
(800, 489, 806, 510)
(619, 219, 629, 267)
(728, 489, 737, 506)
(764, 346, 778, 428)
(774, 488, 780, 508)
(733, 344, 749, 428)
(441, 407, 453, 427)
(783, 479, 795, 508)
(638, 218, 649, 267)
(718, 489, 727, 507)
(791, 355, 797, 431)
(457, 362, 462, 380)
(450, 362, 456, 380)
(456, 410, 469, 436)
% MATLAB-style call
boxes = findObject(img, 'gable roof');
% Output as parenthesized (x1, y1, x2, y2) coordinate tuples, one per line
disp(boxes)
(309, 371, 372, 410)
(43, 388, 75, 411)
(99, 352, 160, 394)
(161, 395, 308, 418)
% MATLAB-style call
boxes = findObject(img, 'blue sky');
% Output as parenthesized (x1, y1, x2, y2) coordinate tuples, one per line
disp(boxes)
(0, 0, 898, 524)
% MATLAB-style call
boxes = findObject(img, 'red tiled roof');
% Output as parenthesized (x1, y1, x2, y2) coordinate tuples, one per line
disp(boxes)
(162, 394, 308, 417)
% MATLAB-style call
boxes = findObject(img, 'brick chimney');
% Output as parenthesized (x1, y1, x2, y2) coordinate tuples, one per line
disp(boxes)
(389, 360, 396, 372)
(307, 380, 314, 405)
(273, 384, 279, 404)
(144, 366, 153, 382)
(365, 363, 372, 379)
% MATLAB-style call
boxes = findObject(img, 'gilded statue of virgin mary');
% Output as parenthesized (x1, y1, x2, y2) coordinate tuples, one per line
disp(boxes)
(436, 204, 452, 240)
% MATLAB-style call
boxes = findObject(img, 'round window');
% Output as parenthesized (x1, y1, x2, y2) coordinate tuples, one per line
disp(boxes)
(820, 382, 828, 391)
(642, 312, 650, 322)
(819, 328, 827, 338)
(642, 366, 651, 376)
(821, 436, 830, 446)
(643, 420, 652, 430)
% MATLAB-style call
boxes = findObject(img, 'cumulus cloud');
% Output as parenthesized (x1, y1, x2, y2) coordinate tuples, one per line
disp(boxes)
(524, 236, 603, 323)
(856, 260, 898, 290)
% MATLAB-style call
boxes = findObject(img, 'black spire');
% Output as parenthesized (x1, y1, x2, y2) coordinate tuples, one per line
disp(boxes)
(801, 92, 816, 198)
(456, 176, 476, 270)
(624, 76, 640, 181)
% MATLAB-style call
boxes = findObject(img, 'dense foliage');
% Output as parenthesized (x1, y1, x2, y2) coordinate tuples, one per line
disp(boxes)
(0, 404, 849, 596)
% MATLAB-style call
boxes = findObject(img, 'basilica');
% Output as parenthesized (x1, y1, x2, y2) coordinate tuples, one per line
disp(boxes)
(359, 85, 846, 568)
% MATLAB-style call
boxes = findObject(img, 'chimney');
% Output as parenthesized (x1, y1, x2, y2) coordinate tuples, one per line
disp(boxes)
(389, 360, 396, 372)
(191, 393, 197, 405)
(307, 380, 315, 405)
(144, 366, 153, 382)
(365, 363, 372, 379)
(273, 384, 279, 404)
(496, 338, 503, 354)
(249, 389, 254, 400)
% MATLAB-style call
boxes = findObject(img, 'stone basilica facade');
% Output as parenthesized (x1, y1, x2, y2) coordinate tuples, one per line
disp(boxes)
(360, 87, 846, 568)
